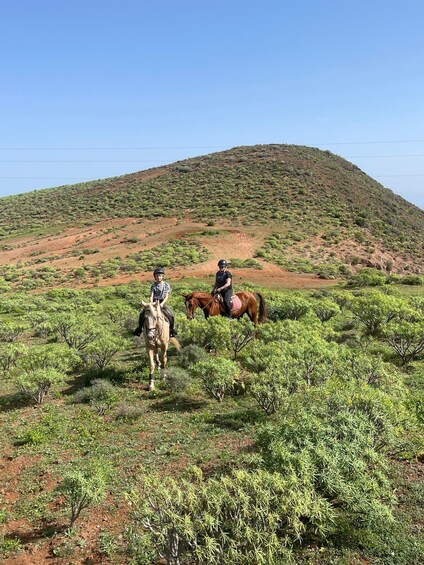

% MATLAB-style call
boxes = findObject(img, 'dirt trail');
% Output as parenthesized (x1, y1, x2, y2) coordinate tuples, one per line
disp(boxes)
(0, 217, 338, 290)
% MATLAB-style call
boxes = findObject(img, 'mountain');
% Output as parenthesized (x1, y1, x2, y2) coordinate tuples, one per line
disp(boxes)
(0, 144, 422, 288)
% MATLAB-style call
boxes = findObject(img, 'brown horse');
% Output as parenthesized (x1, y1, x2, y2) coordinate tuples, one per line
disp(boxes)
(183, 291, 267, 325)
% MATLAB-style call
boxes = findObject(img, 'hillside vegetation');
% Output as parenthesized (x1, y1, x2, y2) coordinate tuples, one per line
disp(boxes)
(0, 145, 423, 563)
(0, 282, 423, 563)
(0, 145, 423, 278)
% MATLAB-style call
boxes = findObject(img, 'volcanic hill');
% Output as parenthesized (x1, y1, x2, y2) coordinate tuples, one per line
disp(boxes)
(0, 144, 422, 289)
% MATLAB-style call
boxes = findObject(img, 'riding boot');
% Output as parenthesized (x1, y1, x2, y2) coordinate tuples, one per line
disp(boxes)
(168, 318, 178, 337)
(133, 309, 145, 336)
(162, 305, 178, 337)
(221, 290, 233, 319)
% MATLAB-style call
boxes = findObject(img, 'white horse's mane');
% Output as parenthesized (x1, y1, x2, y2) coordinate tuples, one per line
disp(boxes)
(143, 301, 169, 343)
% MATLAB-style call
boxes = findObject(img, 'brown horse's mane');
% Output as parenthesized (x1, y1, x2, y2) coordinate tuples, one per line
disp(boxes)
(186, 291, 213, 300)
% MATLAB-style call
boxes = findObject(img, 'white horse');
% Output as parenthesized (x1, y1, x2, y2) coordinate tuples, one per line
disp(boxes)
(141, 301, 179, 391)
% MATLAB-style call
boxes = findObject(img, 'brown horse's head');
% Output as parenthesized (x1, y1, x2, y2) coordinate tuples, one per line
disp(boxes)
(182, 293, 198, 320)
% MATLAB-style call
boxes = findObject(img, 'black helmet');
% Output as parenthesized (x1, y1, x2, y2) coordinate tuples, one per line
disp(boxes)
(153, 267, 165, 276)
(217, 259, 228, 267)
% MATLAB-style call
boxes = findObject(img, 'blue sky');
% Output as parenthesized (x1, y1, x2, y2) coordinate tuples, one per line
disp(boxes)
(1, 0, 423, 209)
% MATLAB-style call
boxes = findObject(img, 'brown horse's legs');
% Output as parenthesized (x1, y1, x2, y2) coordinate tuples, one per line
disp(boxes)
(248, 304, 258, 326)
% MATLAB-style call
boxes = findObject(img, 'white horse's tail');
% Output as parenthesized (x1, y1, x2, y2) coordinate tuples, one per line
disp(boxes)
(169, 337, 181, 350)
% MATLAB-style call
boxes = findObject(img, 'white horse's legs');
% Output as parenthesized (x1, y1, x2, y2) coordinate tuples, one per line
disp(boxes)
(147, 346, 168, 391)
(159, 345, 167, 370)
(148, 349, 156, 391)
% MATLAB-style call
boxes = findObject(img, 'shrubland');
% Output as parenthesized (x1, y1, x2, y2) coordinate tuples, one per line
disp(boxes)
(0, 280, 423, 563)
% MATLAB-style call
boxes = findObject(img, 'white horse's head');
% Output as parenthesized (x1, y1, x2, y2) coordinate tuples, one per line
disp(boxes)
(142, 301, 163, 341)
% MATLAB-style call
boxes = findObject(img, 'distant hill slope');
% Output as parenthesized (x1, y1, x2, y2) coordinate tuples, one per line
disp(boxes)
(0, 144, 423, 277)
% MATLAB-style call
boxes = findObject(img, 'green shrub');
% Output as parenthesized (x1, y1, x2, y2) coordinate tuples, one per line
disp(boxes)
(383, 320, 424, 365)
(311, 298, 341, 322)
(128, 466, 332, 565)
(14, 368, 66, 404)
(58, 459, 111, 527)
(52, 313, 102, 351)
(175, 344, 208, 367)
(190, 357, 239, 402)
(229, 258, 262, 269)
(349, 292, 403, 336)
(114, 403, 143, 422)
(401, 275, 423, 285)
(85, 333, 126, 371)
(248, 367, 295, 414)
(0, 343, 27, 376)
(15, 407, 67, 445)
(73, 379, 119, 407)
(347, 268, 388, 287)
(257, 384, 397, 531)
(18, 343, 80, 373)
(0, 321, 28, 342)
(0, 537, 22, 556)
(161, 366, 192, 399)
(270, 296, 311, 321)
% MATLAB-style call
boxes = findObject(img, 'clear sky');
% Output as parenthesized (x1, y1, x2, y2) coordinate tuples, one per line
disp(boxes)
(1, 0, 423, 209)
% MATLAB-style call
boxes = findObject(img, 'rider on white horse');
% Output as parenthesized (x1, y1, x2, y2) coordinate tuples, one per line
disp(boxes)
(133, 268, 177, 337)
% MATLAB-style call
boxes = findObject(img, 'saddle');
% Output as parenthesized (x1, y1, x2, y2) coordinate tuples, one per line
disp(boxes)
(214, 293, 241, 312)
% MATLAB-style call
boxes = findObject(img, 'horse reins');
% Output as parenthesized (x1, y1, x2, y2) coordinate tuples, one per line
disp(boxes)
(187, 295, 217, 315)
(145, 306, 167, 342)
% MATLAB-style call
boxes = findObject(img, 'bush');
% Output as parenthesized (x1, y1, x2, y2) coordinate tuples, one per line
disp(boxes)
(347, 268, 387, 287)
(256, 381, 414, 532)
(114, 403, 143, 422)
(161, 366, 192, 399)
(270, 296, 311, 321)
(58, 459, 111, 527)
(15, 406, 67, 445)
(0, 538, 22, 557)
(311, 299, 341, 322)
(73, 379, 119, 407)
(128, 466, 332, 565)
(349, 292, 402, 336)
(401, 275, 423, 285)
(14, 368, 66, 404)
(0, 343, 27, 376)
(85, 334, 126, 371)
(175, 344, 207, 367)
(19, 342, 80, 370)
(248, 367, 296, 414)
(0, 321, 28, 342)
(52, 314, 102, 351)
(189, 357, 239, 402)
(383, 320, 424, 365)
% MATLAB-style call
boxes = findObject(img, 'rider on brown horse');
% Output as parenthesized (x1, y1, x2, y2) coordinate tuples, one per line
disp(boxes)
(213, 259, 233, 318)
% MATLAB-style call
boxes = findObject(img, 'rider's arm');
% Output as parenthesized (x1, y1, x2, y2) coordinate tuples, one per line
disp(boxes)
(217, 277, 232, 292)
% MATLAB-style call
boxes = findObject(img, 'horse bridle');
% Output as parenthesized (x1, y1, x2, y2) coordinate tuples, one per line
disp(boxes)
(186, 295, 216, 318)
(144, 307, 165, 340)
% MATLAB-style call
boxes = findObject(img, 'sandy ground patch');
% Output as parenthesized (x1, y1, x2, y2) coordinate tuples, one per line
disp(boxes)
(1, 217, 338, 290)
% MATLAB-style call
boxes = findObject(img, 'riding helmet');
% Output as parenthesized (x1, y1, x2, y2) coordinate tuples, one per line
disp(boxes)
(217, 259, 228, 267)
(153, 267, 165, 276)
